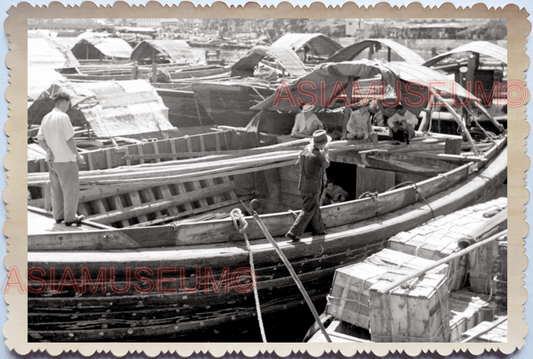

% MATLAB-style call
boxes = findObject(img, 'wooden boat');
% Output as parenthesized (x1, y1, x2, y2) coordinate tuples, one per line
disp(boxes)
(27, 59, 507, 342)
(191, 45, 309, 128)
(27, 127, 507, 341)
(307, 197, 507, 343)
(422, 41, 508, 131)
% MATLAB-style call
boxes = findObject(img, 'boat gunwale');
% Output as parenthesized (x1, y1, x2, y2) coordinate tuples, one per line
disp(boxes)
(27, 136, 507, 253)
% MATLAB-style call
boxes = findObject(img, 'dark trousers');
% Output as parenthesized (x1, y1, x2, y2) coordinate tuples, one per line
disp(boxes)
(288, 192, 325, 237)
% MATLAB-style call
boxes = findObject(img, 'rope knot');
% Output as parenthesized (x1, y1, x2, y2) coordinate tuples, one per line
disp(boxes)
(230, 208, 248, 233)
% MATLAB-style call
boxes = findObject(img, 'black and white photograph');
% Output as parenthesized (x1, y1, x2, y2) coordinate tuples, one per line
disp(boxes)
(12, 6, 522, 351)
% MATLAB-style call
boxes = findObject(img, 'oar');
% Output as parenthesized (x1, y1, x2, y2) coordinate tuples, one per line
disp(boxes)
(241, 200, 332, 343)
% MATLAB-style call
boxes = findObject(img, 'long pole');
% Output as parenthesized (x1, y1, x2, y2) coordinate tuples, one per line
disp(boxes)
(377, 229, 507, 294)
(460, 316, 507, 343)
(241, 201, 333, 343)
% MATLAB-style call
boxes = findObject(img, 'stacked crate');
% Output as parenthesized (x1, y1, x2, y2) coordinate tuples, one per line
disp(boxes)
(369, 271, 450, 342)
(388, 197, 507, 292)
(449, 291, 495, 342)
(326, 249, 449, 340)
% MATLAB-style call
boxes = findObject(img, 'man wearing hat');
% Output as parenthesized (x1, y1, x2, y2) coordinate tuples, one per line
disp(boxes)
(290, 104, 324, 138)
(286, 129, 331, 242)
(37, 91, 86, 226)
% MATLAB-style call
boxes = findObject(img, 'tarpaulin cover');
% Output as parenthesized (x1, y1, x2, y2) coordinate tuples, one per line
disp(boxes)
(28, 37, 80, 69)
(422, 41, 507, 67)
(230, 46, 308, 78)
(71, 37, 133, 59)
(252, 59, 477, 116)
(130, 40, 195, 64)
(28, 68, 66, 101)
(28, 79, 176, 138)
(327, 39, 425, 65)
(272, 33, 343, 58)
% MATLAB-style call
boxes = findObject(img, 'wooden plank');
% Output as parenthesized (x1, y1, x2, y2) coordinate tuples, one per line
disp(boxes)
(131, 195, 253, 227)
(174, 183, 194, 212)
(202, 178, 222, 204)
(123, 147, 131, 166)
(92, 199, 108, 215)
(139, 188, 163, 219)
(199, 135, 206, 153)
(169, 139, 178, 160)
(355, 167, 396, 199)
(136, 145, 145, 164)
(221, 176, 237, 200)
(153, 141, 161, 163)
(87, 152, 95, 171)
(109, 195, 131, 228)
(186, 136, 193, 157)
(86, 181, 235, 224)
(215, 132, 221, 152)
(157, 185, 180, 216)
(188, 181, 209, 208)
(127, 191, 148, 223)
(105, 150, 113, 169)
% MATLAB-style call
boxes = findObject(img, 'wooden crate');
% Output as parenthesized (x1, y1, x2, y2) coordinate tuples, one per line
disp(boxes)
(369, 271, 450, 342)
(469, 239, 500, 294)
(326, 249, 448, 330)
(449, 291, 495, 342)
(388, 197, 507, 291)
(459, 320, 507, 343)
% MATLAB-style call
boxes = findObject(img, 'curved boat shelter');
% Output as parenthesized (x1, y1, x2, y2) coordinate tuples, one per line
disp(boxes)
(272, 33, 343, 61)
(71, 37, 133, 61)
(326, 39, 425, 65)
(130, 40, 196, 65)
(230, 45, 308, 78)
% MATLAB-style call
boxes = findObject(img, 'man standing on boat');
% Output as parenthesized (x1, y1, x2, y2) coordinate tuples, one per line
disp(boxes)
(291, 104, 324, 138)
(37, 91, 86, 226)
(286, 130, 331, 242)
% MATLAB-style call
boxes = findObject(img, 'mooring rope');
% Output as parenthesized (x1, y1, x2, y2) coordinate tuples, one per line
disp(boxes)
(388, 181, 436, 219)
(230, 208, 267, 343)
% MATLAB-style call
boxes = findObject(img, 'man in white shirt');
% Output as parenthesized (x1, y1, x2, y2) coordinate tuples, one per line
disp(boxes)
(346, 105, 372, 140)
(37, 91, 86, 226)
(386, 105, 418, 144)
(290, 104, 324, 138)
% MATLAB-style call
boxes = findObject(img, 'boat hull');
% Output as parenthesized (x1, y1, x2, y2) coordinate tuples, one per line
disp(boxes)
(27, 140, 507, 341)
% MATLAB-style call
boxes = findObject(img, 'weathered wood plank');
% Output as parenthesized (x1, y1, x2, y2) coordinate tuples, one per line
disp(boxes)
(355, 167, 396, 199)
(127, 191, 148, 223)
(85, 181, 235, 224)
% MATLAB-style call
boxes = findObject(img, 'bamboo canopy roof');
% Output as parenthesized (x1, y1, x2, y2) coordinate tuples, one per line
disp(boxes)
(130, 40, 196, 64)
(252, 59, 478, 115)
(326, 39, 425, 65)
(28, 36, 81, 69)
(422, 41, 507, 67)
(230, 45, 308, 78)
(71, 37, 133, 60)
(27, 79, 177, 138)
(27, 67, 66, 101)
(272, 33, 343, 58)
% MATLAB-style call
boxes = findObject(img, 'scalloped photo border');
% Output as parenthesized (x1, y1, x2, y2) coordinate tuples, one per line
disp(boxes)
(3, 1, 530, 357)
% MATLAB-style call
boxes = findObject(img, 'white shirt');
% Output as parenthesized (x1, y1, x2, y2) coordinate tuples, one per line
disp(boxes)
(387, 110, 419, 128)
(37, 108, 76, 163)
(347, 109, 370, 137)
(291, 112, 324, 137)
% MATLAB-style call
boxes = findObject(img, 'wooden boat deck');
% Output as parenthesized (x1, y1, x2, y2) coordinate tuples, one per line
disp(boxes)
(28, 210, 99, 235)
